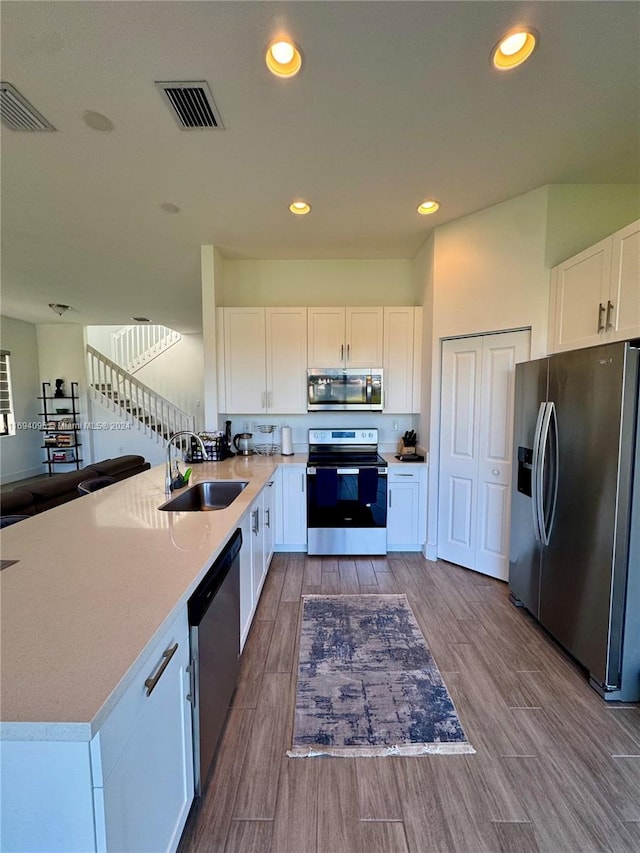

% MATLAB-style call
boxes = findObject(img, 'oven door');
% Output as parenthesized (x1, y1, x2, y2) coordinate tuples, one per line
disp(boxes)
(307, 466, 387, 555)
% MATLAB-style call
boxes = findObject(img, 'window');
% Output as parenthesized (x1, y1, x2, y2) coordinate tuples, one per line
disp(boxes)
(0, 351, 16, 436)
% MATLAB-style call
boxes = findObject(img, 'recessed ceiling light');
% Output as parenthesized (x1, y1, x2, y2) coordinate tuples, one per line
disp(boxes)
(266, 39, 302, 78)
(82, 110, 114, 132)
(417, 200, 440, 215)
(159, 202, 180, 214)
(491, 27, 538, 70)
(289, 201, 311, 215)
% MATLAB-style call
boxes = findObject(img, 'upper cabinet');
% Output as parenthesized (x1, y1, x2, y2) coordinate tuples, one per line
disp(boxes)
(307, 307, 384, 367)
(549, 219, 640, 353)
(220, 307, 307, 414)
(383, 306, 422, 414)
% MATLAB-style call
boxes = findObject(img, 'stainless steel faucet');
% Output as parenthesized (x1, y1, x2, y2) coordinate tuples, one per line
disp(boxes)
(166, 431, 208, 494)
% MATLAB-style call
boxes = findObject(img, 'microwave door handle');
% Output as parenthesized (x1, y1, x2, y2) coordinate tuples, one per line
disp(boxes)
(366, 375, 372, 404)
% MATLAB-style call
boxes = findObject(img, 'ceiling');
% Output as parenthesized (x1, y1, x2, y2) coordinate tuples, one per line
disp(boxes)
(1, 1, 638, 333)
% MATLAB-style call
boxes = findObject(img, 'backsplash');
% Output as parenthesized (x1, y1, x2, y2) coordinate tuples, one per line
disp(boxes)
(217, 412, 420, 453)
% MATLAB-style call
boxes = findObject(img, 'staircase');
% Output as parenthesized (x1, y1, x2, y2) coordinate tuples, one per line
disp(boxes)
(87, 345, 194, 444)
(111, 324, 181, 374)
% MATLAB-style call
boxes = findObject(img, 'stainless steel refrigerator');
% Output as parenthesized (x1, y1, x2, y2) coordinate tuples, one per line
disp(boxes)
(509, 339, 640, 702)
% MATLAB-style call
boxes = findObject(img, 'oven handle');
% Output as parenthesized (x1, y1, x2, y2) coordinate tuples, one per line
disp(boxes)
(307, 467, 387, 475)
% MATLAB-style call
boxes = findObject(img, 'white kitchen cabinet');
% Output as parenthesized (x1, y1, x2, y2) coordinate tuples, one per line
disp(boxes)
(383, 306, 422, 413)
(262, 475, 276, 575)
(239, 512, 254, 650)
(277, 464, 308, 551)
(609, 219, 640, 342)
(548, 219, 640, 353)
(387, 465, 427, 551)
(249, 479, 276, 603)
(221, 307, 307, 413)
(307, 307, 383, 367)
(92, 608, 193, 853)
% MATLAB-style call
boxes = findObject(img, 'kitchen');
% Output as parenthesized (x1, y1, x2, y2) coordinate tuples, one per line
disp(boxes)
(1, 1, 640, 851)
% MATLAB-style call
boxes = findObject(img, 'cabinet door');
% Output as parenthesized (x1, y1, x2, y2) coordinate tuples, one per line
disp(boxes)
(280, 465, 308, 548)
(387, 478, 420, 548)
(550, 239, 612, 352)
(346, 307, 384, 367)
(266, 308, 307, 412)
(250, 500, 265, 602)
(239, 513, 254, 650)
(387, 466, 427, 550)
(99, 611, 193, 853)
(383, 307, 415, 413)
(609, 219, 640, 342)
(307, 307, 345, 367)
(223, 308, 266, 413)
(262, 476, 276, 575)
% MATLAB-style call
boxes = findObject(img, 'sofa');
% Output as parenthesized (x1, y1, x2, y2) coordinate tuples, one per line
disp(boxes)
(0, 455, 150, 517)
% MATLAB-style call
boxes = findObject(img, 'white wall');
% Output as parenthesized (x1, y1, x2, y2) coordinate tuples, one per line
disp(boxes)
(220, 259, 414, 306)
(419, 187, 550, 559)
(0, 316, 43, 483)
(413, 236, 434, 455)
(134, 334, 203, 427)
(545, 184, 640, 267)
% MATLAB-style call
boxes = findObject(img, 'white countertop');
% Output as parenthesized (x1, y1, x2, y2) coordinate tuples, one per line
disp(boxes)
(0, 455, 306, 742)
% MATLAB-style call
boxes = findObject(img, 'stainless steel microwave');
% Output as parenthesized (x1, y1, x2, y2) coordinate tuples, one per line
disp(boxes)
(307, 368, 383, 411)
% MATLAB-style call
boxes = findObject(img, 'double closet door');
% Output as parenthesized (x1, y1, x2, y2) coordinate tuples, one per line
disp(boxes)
(438, 330, 530, 580)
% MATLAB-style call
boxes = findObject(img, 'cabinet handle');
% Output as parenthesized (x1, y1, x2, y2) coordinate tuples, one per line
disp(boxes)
(268, 391, 272, 408)
(597, 302, 605, 333)
(347, 343, 350, 362)
(265, 507, 271, 528)
(606, 300, 614, 331)
(340, 344, 344, 363)
(301, 473, 305, 492)
(389, 489, 392, 508)
(261, 391, 266, 409)
(395, 473, 414, 477)
(252, 508, 259, 535)
(144, 643, 178, 697)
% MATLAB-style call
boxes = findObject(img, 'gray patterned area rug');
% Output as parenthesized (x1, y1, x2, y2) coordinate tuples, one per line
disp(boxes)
(288, 594, 474, 757)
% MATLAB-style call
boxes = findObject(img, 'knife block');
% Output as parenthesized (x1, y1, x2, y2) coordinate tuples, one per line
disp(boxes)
(397, 439, 415, 457)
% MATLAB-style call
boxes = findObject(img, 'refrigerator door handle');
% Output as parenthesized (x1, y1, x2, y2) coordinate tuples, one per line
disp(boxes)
(531, 402, 547, 543)
(537, 401, 559, 546)
(541, 402, 559, 546)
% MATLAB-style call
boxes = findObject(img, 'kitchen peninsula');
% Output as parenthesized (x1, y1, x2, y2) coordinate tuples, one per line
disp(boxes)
(0, 455, 302, 853)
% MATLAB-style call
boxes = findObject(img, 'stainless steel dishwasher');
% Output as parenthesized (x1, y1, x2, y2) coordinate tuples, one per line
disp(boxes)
(188, 528, 242, 796)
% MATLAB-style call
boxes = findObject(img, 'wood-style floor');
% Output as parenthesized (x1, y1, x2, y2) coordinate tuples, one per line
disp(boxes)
(178, 553, 640, 853)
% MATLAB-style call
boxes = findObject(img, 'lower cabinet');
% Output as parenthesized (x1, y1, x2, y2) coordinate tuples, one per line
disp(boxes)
(240, 477, 278, 648)
(387, 466, 427, 550)
(92, 608, 194, 853)
(277, 464, 307, 551)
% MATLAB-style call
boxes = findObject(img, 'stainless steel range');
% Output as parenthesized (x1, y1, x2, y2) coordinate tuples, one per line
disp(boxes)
(307, 428, 388, 555)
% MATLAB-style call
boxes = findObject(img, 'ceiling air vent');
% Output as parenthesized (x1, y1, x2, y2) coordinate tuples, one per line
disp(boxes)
(155, 81, 224, 130)
(0, 82, 56, 131)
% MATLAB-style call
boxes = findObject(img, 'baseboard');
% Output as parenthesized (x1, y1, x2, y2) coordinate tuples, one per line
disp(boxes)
(387, 544, 422, 552)
(1, 465, 44, 486)
(424, 543, 437, 560)
(274, 544, 307, 553)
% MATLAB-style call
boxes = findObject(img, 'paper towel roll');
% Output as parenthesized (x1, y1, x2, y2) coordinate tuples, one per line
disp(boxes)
(281, 426, 294, 455)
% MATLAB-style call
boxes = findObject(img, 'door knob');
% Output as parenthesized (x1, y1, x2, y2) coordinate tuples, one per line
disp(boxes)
(492, 469, 499, 476)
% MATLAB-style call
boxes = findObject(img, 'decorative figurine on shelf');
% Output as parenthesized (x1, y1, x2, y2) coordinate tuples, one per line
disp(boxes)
(54, 378, 66, 398)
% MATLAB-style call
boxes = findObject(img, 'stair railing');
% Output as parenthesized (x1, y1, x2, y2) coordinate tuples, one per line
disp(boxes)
(87, 345, 194, 444)
(111, 324, 181, 374)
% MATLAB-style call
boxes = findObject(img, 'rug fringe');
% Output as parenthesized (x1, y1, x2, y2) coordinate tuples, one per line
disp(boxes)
(286, 742, 476, 758)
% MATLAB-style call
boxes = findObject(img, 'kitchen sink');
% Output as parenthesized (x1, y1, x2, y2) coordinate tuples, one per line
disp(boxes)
(158, 481, 249, 512)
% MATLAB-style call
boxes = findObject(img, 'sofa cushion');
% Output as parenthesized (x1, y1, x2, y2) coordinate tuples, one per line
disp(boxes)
(27, 469, 90, 504)
(1, 489, 36, 516)
(90, 455, 146, 476)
